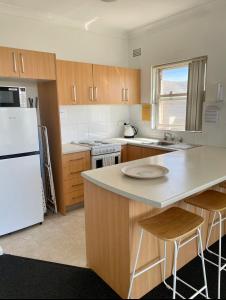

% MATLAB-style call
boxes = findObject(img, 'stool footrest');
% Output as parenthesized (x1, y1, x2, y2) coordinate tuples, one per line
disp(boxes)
(134, 257, 165, 279)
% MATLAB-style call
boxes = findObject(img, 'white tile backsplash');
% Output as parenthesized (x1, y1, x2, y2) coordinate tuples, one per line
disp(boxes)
(60, 105, 130, 144)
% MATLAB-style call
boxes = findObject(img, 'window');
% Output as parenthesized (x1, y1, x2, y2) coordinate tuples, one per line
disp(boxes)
(153, 57, 207, 132)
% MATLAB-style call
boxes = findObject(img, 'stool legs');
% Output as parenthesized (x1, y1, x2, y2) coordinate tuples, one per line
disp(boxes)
(128, 227, 208, 299)
(198, 228, 209, 299)
(128, 229, 144, 299)
(173, 241, 179, 299)
(164, 229, 208, 299)
(200, 211, 226, 299)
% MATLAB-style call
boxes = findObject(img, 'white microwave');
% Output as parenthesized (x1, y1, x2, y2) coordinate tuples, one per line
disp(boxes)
(0, 86, 27, 108)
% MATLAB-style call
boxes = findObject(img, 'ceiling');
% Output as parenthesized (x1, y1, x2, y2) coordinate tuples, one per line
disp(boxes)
(0, 0, 215, 35)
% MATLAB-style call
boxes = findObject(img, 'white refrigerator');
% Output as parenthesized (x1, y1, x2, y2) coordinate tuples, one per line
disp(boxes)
(0, 108, 44, 236)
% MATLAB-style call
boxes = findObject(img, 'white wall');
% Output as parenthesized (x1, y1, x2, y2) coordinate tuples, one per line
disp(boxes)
(0, 14, 129, 67)
(128, 0, 226, 146)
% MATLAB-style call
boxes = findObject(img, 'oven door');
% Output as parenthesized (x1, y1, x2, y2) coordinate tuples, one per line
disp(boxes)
(0, 87, 20, 107)
(92, 152, 121, 169)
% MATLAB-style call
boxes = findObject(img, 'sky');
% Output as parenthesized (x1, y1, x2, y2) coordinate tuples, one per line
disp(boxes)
(162, 66, 189, 82)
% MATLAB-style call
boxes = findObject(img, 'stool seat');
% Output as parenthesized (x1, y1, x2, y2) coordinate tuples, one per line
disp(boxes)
(186, 190, 226, 212)
(139, 207, 204, 242)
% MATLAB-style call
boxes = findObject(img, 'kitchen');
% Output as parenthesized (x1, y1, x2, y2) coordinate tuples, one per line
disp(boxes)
(0, 0, 226, 299)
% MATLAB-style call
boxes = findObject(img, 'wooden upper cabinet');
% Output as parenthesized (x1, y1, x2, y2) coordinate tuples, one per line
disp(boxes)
(124, 68, 141, 104)
(0, 47, 19, 78)
(57, 60, 76, 105)
(74, 62, 93, 104)
(56, 59, 141, 105)
(57, 60, 93, 105)
(18, 49, 56, 80)
(92, 65, 125, 104)
(0, 46, 56, 80)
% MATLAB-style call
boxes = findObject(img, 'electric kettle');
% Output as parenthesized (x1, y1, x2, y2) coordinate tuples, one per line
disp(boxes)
(124, 123, 138, 138)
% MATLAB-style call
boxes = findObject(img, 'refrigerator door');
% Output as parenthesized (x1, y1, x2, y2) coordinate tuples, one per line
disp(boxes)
(0, 154, 44, 236)
(0, 108, 39, 156)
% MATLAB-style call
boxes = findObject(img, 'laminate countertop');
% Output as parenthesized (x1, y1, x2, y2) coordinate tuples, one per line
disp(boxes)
(82, 146, 226, 208)
(62, 144, 90, 155)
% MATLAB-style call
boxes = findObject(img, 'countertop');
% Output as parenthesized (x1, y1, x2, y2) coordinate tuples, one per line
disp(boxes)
(62, 137, 197, 155)
(82, 146, 226, 208)
(62, 143, 90, 155)
(104, 137, 196, 151)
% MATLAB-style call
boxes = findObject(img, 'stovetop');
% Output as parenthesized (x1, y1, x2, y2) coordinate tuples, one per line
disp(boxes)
(74, 140, 121, 156)
(79, 140, 111, 147)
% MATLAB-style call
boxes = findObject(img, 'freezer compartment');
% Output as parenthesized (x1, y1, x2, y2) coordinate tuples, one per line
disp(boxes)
(0, 108, 39, 156)
(0, 154, 44, 236)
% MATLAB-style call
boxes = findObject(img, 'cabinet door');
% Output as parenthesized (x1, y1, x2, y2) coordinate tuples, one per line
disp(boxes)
(74, 62, 93, 104)
(141, 147, 169, 158)
(18, 49, 56, 80)
(127, 145, 143, 161)
(0, 47, 19, 78)
(92, 64, 125, 104)
(57, 60, 77, 105)
(121, 145, 128, 162)
(125, 69, 141, 104)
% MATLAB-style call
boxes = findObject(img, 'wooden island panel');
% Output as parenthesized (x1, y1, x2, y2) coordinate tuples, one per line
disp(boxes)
(84, 179, 220, 299)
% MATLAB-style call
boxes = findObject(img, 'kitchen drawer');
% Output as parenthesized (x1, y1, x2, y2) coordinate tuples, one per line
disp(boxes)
(63, 151, 90, 179)
(63, 171, 84, 184)
(64, 179, 84, 194)
(64, 185, 84, 206)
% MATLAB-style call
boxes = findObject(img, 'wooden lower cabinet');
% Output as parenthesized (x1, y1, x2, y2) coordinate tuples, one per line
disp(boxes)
(121, 145, 128, 163)
(62, 151, 91, 212)
(125, 145, 170, 162)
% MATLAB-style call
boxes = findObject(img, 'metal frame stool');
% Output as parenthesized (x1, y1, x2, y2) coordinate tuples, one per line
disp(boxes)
(186, 190, 226, 299)
(128, 207, 209, 299)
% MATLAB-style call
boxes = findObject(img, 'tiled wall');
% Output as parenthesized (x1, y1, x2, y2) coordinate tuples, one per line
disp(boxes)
(60, 105, 130, 144)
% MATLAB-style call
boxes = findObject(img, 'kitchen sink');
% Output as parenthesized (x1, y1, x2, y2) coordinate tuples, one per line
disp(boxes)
(148, 141, 175, 146)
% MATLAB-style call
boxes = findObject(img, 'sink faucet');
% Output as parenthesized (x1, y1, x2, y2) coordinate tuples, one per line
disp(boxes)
(164, 132, 175, 142)
(164, 132, 183, 143)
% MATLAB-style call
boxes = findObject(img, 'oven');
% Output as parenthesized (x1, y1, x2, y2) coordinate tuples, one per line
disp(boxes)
(92, 152, 121, 169)
(0, 86, 27, 108)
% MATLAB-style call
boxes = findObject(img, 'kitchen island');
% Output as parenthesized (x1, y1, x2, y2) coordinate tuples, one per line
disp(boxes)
(82, 146, 226, 298)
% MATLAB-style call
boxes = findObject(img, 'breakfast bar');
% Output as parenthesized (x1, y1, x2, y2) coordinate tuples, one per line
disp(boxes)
(82, 146, 226, 298)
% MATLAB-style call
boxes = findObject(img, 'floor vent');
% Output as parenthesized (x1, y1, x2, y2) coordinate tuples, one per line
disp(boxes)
(133, 48, 141, 57)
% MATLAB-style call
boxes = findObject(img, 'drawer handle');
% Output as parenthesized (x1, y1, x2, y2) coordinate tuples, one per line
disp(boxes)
(69, 158, 84, 162)
(71, 185, 79, 188)
(70, 172, 80, 175)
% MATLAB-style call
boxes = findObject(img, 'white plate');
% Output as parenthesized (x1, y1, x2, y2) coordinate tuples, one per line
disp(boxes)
(121, 164, 169, 179)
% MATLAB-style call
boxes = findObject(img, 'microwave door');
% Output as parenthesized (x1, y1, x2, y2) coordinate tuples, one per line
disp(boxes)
(0, 87, 20, 107)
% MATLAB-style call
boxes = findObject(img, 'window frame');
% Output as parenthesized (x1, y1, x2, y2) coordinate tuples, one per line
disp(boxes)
(153, 61, 190, 131)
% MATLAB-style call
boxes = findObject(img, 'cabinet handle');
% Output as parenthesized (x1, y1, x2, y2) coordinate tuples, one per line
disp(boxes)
(125, 89, 129, 101)
(20, 54, 25, 73)
(122, 88, 125, 101)
(72, 84, 77, 103)
(69, 158, 83, 162)
(12, 52, 17, 73)
(94, 87, 98, 101)
(70, 171, 80, 176)
(89, 87, 94, 101)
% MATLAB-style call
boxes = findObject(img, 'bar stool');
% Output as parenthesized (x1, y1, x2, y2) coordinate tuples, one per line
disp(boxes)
(128, 207, 208, 299)
(186, 190, 226, 299)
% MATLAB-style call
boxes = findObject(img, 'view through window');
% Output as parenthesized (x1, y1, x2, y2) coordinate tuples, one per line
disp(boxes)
(156, 64, 189, 131)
